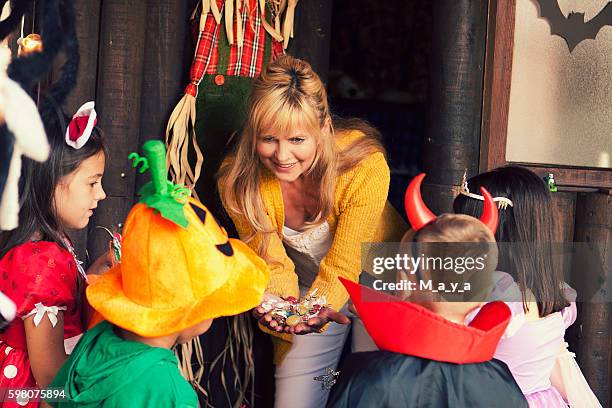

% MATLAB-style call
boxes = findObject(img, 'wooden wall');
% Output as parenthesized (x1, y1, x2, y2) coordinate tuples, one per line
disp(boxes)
(32, 0, 610, 404)
(569, 191, 611, 404)
(54, 0, 192, 261)
(422, 0, 488, 214)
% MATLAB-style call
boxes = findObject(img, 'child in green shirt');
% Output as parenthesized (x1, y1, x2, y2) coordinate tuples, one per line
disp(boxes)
(49, 141, 268, 407)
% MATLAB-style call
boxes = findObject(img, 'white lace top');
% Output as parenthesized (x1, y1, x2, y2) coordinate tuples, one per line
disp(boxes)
(282, 222, 333, 291)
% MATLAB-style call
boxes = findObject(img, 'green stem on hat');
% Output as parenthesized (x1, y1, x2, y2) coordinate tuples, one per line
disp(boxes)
(143, 140, 169, 195)
(130, 140, 190, 228)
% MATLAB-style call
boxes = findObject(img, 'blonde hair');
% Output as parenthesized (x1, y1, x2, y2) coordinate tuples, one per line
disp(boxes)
(218, 56, 384, 255)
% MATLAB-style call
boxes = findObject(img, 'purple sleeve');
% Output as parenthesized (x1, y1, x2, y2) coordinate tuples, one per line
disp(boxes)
(561, 302, 577, 329)
(561, 282, 577, 329)
(464, 272, 526, 337)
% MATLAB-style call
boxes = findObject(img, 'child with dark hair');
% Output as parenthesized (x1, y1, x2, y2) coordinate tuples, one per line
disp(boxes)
(48, 141, 268, 407)
(454, 166, 600, 407)
(454, 166, 569, 315)
(0, 103, 110, 407)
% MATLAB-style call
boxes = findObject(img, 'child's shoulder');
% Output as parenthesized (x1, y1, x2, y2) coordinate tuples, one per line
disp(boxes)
(2, 240, 71, 265)
(1, 240, 74, 282)
(0, 240, 78, 315)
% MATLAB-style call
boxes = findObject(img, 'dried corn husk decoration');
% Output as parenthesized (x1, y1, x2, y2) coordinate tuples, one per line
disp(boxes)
(167, 1, 298, 406)
(166, 0, 297, 191)
(200, 0, 211, 31)
(225, 0, 234, 45)
(259, 0, 284, 42)
(211, 0, 222, 24)
(165, 92, 203, 196)
(282, 0, 297, 49)
(176, 336, 208, 396)
(196, 0, 295, 48)
(236, 0, 244, 48)
(274, 0, 284, 34)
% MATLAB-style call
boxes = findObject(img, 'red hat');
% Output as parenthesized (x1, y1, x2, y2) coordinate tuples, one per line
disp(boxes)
(405, 173, 498, 234)
(340, 277, 511, 364)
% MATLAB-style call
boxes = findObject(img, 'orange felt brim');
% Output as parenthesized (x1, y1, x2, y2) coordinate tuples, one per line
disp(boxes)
(86, 238, 268, 337)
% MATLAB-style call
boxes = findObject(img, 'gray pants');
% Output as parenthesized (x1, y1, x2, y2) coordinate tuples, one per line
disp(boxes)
(274, 305, 377, 408)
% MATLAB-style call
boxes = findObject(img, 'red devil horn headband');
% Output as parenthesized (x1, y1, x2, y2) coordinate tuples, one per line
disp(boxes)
(404, 173, 435, 230)
(404, 173, 498, 234)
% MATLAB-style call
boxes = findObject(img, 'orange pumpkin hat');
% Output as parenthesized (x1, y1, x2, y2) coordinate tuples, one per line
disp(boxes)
(87, 140, 269, 337)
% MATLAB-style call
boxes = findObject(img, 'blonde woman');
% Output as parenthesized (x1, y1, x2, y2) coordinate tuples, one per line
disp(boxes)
(218, 55, 405, 408)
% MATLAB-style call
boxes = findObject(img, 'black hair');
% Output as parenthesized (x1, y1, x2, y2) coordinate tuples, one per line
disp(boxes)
(0, 106, 107, 256)
(453, 165, 569, 316)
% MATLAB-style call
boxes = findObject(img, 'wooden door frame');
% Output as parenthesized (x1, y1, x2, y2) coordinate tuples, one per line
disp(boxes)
(479, 0, 611, 190)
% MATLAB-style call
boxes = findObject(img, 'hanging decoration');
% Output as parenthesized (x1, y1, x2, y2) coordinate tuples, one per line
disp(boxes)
(164, 2, 300, 407)
(0, 0, 80, 230)
(17, 33, 43, 56)
(165, 0, 299, 194)
(535, 0, 612, 52)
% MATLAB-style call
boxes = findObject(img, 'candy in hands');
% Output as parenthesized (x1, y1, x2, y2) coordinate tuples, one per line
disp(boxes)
(262, 289, 327, 327)
(285, 315, 302, 327)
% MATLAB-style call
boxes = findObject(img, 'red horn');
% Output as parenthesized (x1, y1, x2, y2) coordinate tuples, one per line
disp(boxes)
(404, 173, 436, 231)
(479, 187, 498, 234)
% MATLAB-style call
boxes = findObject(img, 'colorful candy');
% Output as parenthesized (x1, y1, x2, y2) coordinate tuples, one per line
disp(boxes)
(261, 289, 327, 329)
(286, 315, 302, 327)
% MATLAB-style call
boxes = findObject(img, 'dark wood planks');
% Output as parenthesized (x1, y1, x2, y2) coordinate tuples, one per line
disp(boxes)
(62, 0, 102, 262)
(422, 0, 489, 211)
(88, 0, 148, 259)
(479, 0, 515, 173)
(571, 190, 611, 406)
(286, 0, 333, 83)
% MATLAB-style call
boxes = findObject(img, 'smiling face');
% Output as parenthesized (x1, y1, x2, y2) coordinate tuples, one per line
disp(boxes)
(256, 127, 319, 182)
(53, 150, 107, 230)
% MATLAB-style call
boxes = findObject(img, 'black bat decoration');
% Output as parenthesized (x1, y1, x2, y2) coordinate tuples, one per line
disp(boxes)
(535, 0, 612, 51)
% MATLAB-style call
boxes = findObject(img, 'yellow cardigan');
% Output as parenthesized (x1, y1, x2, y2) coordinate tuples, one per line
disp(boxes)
(229, 130, 407, 364)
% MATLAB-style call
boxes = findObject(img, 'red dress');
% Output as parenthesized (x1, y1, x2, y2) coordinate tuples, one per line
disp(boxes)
(0, 241, 84, 407)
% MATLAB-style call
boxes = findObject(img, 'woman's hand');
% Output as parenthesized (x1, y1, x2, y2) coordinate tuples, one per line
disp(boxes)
(253, 294, 287, 332)
(283, 307, 350, 335)
(253, 294, 350, 334)
(255, 310, 288, 332)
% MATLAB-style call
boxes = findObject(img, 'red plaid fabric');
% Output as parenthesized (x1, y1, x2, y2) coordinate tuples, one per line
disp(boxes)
(185, 0, 284, 97)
